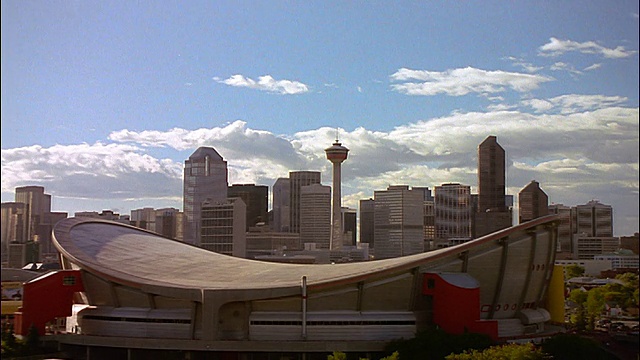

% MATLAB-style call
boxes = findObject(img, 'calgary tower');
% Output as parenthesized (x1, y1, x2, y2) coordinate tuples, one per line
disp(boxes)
(325, 137, 349, 250)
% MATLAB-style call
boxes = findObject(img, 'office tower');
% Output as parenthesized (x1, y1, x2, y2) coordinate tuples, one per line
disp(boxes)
(228, 184, 269, 230)
(131, 207, 157, 231)
(518, 180, 549, 223)
(478, 136, 506, 212)
(476, 136, 512, 237)
(289, 171, 321, 234)
(200, 198, 246, 257)
(374, 186, 424, 259)
(1, 202, 27, 265)
(342, 207, 357, 247)
(413, 187, 436, 250)
(183, 147, 228, 246)
(325, 140, 349, 250)
(130, 207, 183, 240)
(272, 178, 290, 232)
(549, 204, 573, 253)
(359, 198, 375, 248)
(299, 184, 331, 249)
(154, 208, 183, 241)
(435, 183, 472, 244)
(15, 186, 51, 243)
(572, 200, 613, 237)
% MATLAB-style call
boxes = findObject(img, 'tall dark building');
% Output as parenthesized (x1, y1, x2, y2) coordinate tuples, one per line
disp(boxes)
(478, 136, 506, 212)
(289, 171, 321, 234)
(475, 136, 512, 238)
(183, 147, 228, 246)
(228, 184, 269, 230)
(359, 198, 375, 247)
(518, 180, 549, 223)
(272, 178, 290, 232)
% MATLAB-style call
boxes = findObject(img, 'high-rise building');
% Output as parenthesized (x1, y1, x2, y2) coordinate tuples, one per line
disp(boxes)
(413, 187, 435, 250)
(272, 178, 290, 232)
(183, 147, 228, 246)
(478, 136, 506, 212)
(289, 171, 321, 234)
(200, 198, 246, 257)
(228, 184, 269, 230)
(325, 140, 349, 250)
(572, 200, 613, 238)
(299, 184, 331, 249)
(359, 198, 375, 248)
(549, 203, 574, 254)
(342, 207, 357, 247)
(374, 185, 424, 259)
(518, 180, 549, 223)
(15, 186, 51, 243)
(131, 207, 183, 240)
(1, 202, 27, 265)
(435, 183, 472, 246)
(475, 136, 512, 237)
(9, 186, 67, 265)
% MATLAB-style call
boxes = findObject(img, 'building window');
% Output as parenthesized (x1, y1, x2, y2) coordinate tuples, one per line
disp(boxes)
(427, 278, 435, 289)
(63, 276, 76, 286)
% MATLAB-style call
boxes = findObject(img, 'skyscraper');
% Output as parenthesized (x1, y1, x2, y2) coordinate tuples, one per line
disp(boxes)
(272, 178, 290, 232)
(299, 184, 331, 249)
(325, 139, 349, 250)
(518, 180, 549, 223)
(435, 183, 472, 245)
(478, 136, 506, 212)
(475, 136, 511, 237)
(228, 184, 269, 230)
(359, 198, 375, 247)
(289, 171, 321, 234)
(183, 147, 228, 246)
(374, 185, 424, 259)
(573, 200, 613, 237)
(200, 198, 246, 257)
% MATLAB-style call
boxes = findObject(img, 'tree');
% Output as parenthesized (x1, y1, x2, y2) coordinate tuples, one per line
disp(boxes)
(385, 327, 493, 360)
(445, 343, 545, 360)
(585, 287, 606, 329)
(565, 264, 585, 279)
(569, 288, 588, 330)
(541, 334, 614, 360)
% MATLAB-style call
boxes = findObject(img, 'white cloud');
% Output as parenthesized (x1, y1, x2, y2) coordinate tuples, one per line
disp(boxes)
(505, 56, 544, 73)
(216, 74, 309, 94)
(539, 37, 638, 58)
(2, 106, 638, 234)
(521, 94, 628, 114)
(390, 67, 553, 97)
(584, 63, 602, 71)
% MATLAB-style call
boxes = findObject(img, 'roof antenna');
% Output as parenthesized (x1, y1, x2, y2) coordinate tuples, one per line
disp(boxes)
(335, 128, 340, 143)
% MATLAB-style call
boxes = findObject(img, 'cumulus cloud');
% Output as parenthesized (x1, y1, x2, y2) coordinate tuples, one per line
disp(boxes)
(215, 74, 309, 94)
(2, 105, 638, 233)
(390, 67, 553, 97)
(521, 94, 628, 114)
(504, 56, 544, 73)
(539, 37, 638, 58)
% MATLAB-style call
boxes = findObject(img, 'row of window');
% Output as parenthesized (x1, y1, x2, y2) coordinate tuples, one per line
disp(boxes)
(250, 320, 416, 326)
(83, 315, 191, 324)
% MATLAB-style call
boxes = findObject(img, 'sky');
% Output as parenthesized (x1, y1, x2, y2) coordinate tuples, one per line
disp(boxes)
(1, 1, 638, 236)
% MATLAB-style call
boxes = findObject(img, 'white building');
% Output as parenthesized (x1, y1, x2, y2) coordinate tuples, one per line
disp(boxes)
(374, 185, 424, 259)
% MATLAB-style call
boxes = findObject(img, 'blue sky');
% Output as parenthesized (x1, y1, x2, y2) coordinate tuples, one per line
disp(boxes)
(2, 1, 639, 236)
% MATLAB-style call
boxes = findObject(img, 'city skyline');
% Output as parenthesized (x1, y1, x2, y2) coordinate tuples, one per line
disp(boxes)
(2, 2, 638, 236)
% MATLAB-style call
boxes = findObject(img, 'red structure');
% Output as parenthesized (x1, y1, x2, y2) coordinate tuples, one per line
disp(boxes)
(14, 270, 84, 336)
(423, 272, 498, 340)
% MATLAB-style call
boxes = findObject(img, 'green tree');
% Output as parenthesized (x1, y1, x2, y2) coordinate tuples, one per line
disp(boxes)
(585, 287, 606, 329)
(25, 324, 40, 354)
(565, 264, 585, 279)
(385, 327, 493, 360)
(569, 288, 588, 330)
(328, 351, 347, 360)
(541, 333, 614, 360)
(445, 343, 545, 360)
